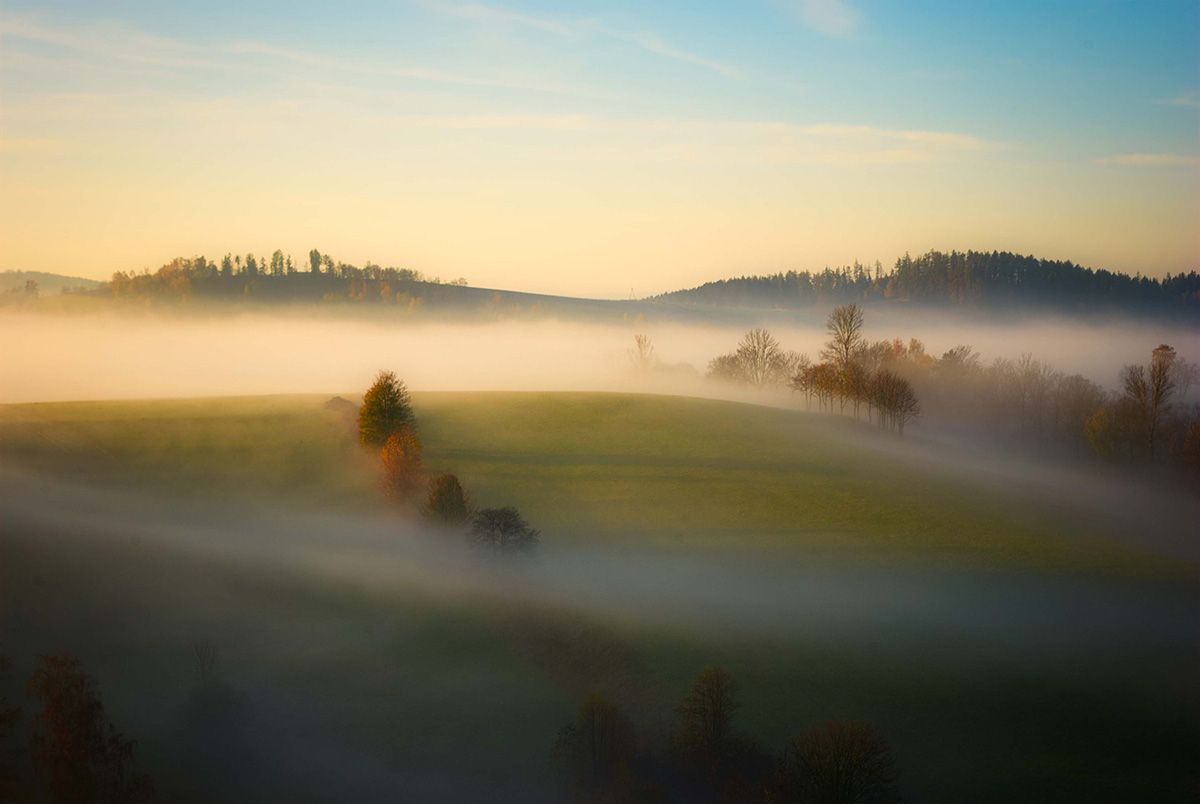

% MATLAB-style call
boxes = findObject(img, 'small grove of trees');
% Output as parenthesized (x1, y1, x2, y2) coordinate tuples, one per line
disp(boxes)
(550, 667, 901, 803)
(707, 328, 803, 389)
(358, 372, 542, 550)
(708, 306, 922, 435)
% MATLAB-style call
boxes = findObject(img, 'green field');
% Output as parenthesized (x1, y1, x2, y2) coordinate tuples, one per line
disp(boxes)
(0, 391, 1182, 576)
(0, 392, 1197, 802)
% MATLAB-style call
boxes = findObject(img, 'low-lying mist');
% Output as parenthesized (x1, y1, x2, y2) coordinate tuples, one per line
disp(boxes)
(1, 310, 1194, 403)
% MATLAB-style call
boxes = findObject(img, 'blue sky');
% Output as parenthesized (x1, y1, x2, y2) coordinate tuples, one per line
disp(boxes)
(2, 0, 1197, 294)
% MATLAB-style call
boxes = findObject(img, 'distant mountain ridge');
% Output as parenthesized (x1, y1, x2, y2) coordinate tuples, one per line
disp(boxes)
(651, 250, 1200, 319)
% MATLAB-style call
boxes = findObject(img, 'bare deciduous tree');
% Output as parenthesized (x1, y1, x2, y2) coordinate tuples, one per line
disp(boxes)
(471, 507, 539, 552)
(672, 667, 741, 780)
(627, 334, 657, 372)
(1122, 344, 1177, 458)
(551, 692, 638, 798)
(821, 304, 865, 375)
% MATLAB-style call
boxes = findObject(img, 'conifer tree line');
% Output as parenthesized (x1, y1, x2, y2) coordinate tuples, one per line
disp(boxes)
(655, 249, 1200, 318)
(61, 246, 1200, 319)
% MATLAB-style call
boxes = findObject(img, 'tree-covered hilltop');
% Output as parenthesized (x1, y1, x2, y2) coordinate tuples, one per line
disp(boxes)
(104, 249, 468, 306)
(652, 250, 1200, 318)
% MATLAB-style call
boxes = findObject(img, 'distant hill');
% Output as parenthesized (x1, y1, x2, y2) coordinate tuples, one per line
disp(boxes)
(652, 250, 1200, 319)
(9, 249, 1196, 322)
(0, 270, 101, 295)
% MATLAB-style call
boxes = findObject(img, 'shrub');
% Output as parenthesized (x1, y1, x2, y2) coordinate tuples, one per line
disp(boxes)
(423, 474, 471, 525)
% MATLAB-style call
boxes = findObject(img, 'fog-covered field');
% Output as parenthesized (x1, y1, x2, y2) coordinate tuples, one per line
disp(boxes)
(1, 312, 1198, 803)
(1, 311, 1195, 403)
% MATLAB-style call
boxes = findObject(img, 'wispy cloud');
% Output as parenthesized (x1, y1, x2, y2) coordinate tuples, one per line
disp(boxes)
(1154, 92, 1200, 108)
(1096, 153, 1200, 167)
(775, 0, 862, 38)
(793, 124, 992, 151)
(400, 113, 589, 130)
(1, 12, 217, 69)
(228, 40, 547, 89)
(436, 2, 572, 35)
(409, 0, 743, 78)
(594, 27, 745, 79)
(3, 13, 575, 94)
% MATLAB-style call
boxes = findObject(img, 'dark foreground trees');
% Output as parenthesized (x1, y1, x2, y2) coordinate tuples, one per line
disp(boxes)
(776, 721, 900, 804)
(551, 692, 641, 801)
(27, 653, 153, 804)
(0, 651, 20, 799)
(672, 667, 742, 779)
(358, 370, 414, 447)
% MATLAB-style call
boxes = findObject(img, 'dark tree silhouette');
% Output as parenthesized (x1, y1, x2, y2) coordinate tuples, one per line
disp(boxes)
(471, 507, 539, 552)
(27, 653, 153, 804)
(1121, 344, 1178, 458)
(776, 721, 899, 804)
(358, 370, 415, 448)
(551, 692, 638, 799)
(0, 650, 21, 798)
(423, 473, 471, 525)
(672, 667, 741, 780)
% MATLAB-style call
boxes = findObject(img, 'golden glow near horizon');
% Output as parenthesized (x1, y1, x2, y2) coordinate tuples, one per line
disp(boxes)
(1, 4, 1197, 296)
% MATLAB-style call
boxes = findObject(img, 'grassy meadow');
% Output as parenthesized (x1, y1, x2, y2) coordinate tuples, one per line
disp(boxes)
(1, 392, 1197, 802)
(0, 391, 1183, 576)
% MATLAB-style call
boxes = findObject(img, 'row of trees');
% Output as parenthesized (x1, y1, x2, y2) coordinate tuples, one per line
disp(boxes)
(696, 306, 1200, 478)
(706, 306, 923, 435)
(551, 667, 900, 803)
(357, 371, 540, 552)
(655, 250, 1200, 318)
(105, 250, 467, 305)
(0, 650, 152, 803)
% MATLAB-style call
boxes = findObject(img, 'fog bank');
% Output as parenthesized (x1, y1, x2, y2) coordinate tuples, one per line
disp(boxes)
(1, 312, 1195, 403)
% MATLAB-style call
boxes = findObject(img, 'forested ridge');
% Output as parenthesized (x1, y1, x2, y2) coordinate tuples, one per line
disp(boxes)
(653, 250, 1200, 318)
(6, 247, 1197, 320)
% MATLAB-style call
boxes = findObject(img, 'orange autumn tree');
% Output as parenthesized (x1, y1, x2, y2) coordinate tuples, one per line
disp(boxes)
(27, 653, 153, 804)
(381, 427, 424, 503)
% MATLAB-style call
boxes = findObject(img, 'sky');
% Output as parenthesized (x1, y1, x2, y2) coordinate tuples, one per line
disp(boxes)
(1, 0, 1197, 297)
